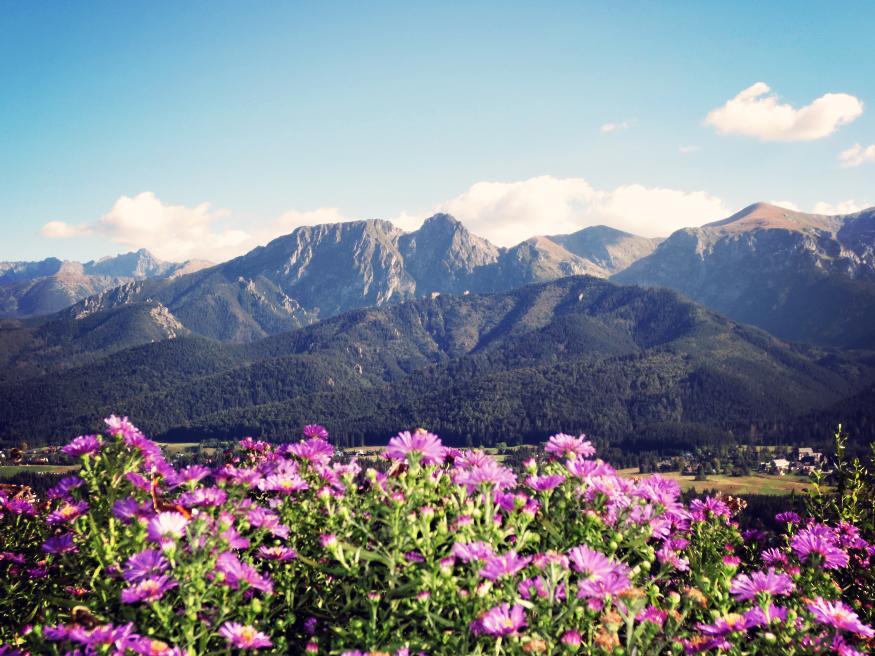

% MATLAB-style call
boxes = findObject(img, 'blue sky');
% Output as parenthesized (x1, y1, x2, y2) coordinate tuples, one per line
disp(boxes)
(1, 1, 873, 261)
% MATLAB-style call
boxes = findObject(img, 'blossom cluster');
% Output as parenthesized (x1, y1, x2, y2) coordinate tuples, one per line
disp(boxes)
(0, 419, 873, 655)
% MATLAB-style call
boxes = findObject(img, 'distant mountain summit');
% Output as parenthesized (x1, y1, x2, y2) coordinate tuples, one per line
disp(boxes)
(56, 215, 661, 342)
(0, 250, 212, 318)
(615, 202, 875, 348)
(547, 225, 663, 276)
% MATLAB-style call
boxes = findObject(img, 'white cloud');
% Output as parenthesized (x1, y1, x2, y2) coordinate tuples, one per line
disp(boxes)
(705, 82, 863, 141)
(600, 120, 634, 133)
(40, 220, 90, 239)
(839, 143, 875, 168)
(415, 175, 729, 242)
(770, 200, 801, 211)
(812, 200, 868, 215)
(678, 145, 701, 154)
(43, 192, 253, 262)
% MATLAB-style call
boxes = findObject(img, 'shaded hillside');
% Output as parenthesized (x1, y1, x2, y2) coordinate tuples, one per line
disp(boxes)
(2, 276, 872, 449)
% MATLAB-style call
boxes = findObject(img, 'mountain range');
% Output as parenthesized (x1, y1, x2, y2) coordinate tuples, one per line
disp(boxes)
(3, 201, 875, 448)
(0, 249, 211, 318)
(616, 203, 875, 348)
(44, 216, 660, 342)
(6, 203, 874, 350)
(2, 276, 872, 449)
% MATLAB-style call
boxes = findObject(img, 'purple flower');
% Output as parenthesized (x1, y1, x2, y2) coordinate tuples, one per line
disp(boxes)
(218, 622, 273, 649)
(807, 597, 874, 638)
(126, 637, 185, 656)
(4, 499, 36, 516)
(257, 461, 309, 495)
(146, 512, 189, 545)
(247, 506, 289, 539)
(471, 603, 526, 636)
(120, 575, 177, 603)
(104, 415, 143, 440)
(743, 604, 788, 628)
(61, 434, 102, 457)
(545, 433, 595, 459)
(565, 458, 615, 479)
(123, 549, 168, 582)
(568, 545, 626, 581)
(168, 465, 211, 487)
(775, 511, 801, 525)
(577, 570, 631, 599)
(46, 501, 88, 525)
(42, 534, 77, 554)
(46, 475, 84, 500)
(637, 606, 668, 626)
(760, 547, 788, 567)
(791, 525, 849, 569)
(215, 552, 273, 594)
(285, 437, 334, 465)
(257, 546, 297, 561)
(689, 496, 731, 521)
(178, 486, 227, 508)
(696, 613, 750, 637)
(385, 430, 445, 465)
(113, 497, 148, 523)
(478, 551, 532, 580)
(303, 424, 329, 439)
(453, 460, 517, 493)
(451, 541, 494, 563)
(525, 474, 566, 491)
(67, 622, 135, 646)
(730, 568, 794, 600)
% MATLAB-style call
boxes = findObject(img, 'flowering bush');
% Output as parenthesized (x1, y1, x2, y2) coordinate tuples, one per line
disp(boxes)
(1, 418, 874, 655)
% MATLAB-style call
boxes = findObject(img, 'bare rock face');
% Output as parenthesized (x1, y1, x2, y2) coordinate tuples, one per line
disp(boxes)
(14, 215, 672, 342)
(614, 203, 875, 348)
(547, 225, 662, 275)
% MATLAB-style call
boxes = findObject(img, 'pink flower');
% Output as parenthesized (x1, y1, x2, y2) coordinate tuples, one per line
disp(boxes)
(104, 415, 143, 440)
(471, 603, 526, 636)
(61, 434, 102, 457)
(146, 512, 189, 545)
(545, 433, 595, 459)
(730, 568, 794, 600)
(478, 551, 532, 580)
(285, 437, 334, 465)
(215, 552, 273, 594)
(453, 460, 517, 492)
(120, 575, 178, 603)
(525, 474, 566, 491)
(257, 546, 297, 561)
(385, 430, 445, 465)
(806, 597, 874, 638)
(218, 622, 273, 649)
(791, 525, 849, 569)
(451, 541, 493, 562)
(303, 424, 329, 439)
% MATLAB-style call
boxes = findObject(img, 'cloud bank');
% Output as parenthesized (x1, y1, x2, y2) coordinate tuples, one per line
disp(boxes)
(839, 143, 875, 168)
(705, 82, 863, 141)
(429, 176, 729, 243)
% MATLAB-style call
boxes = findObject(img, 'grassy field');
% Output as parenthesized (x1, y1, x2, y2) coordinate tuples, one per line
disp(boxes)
(0, 464, 79, 478)
(617, 469, 813, 496)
